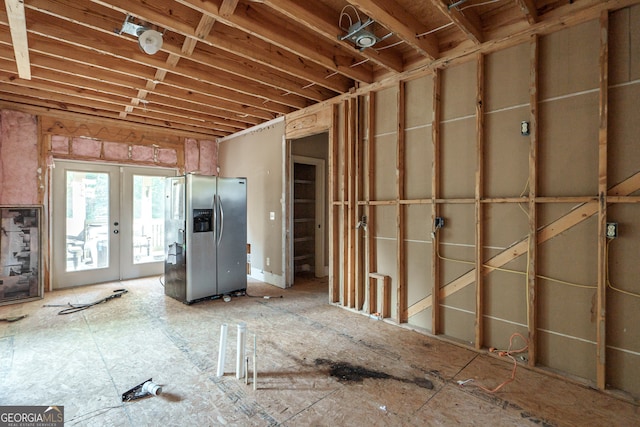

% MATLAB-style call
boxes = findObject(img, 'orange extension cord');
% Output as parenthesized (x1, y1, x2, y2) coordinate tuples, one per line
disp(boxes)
(460, 332, 529, 394)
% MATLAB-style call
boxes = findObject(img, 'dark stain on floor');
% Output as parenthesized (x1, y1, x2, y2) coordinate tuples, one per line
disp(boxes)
(315, 358, 434, 389)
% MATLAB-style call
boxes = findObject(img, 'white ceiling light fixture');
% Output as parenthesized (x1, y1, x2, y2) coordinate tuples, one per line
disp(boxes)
(338, 6, 392, 51)
(118, 15, 163, 55)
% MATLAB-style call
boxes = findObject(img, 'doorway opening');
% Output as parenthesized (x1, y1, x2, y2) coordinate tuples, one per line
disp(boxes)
(288, 132, 329, 286)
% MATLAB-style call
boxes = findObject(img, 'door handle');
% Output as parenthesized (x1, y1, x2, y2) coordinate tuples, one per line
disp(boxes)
(217, 195, 224, 246)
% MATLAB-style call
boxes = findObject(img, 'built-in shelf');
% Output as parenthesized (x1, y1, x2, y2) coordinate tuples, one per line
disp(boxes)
(294, 218, 314, 223)
(294, 162, 316, 274)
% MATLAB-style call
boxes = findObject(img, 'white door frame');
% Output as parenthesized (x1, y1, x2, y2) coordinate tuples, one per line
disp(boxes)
(290, 155, 326, 280)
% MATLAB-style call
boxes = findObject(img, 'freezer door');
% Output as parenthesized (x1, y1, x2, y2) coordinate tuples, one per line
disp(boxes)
(216, 177, 247, 294)
(186, 174, 218, 301)
(164, 176, 186, 302)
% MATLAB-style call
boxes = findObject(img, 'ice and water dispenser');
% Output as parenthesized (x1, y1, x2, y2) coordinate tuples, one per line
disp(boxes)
(193, 209, 213, 233)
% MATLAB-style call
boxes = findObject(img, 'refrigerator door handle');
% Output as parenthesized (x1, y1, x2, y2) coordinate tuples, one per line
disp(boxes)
(217, 195, 224, 246)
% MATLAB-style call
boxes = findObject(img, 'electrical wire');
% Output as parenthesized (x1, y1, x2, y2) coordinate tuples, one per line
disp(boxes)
(416, 22, 454, 38)
(44, 289, 129, 315)
(339, 5, 361, 31)
(459, 332, 529, 393)
(458, 0, 507, 12)
(606, 239, 640, 299)
(374, 39, 403, 51)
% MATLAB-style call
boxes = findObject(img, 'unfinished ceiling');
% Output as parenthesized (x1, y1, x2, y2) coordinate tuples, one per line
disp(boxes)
(0, 0, 598, 138)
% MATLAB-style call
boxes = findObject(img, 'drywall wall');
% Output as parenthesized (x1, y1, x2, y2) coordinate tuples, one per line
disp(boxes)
(217, 118, 286, 288)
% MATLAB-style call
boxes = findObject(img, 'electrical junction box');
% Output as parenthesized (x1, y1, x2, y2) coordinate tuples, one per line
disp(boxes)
(606, 222, 618, 239)
(435, 217, 445, 229)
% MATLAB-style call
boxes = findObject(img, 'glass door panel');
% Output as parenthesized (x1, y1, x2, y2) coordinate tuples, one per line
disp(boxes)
(65, 170, 110, 271)
(52, 162, 120, 288)
(120, 167, 176, 280)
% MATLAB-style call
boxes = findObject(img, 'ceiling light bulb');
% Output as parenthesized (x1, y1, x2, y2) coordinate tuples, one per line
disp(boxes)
(138, 29, 163, 55)
(355, 33, 377, 48)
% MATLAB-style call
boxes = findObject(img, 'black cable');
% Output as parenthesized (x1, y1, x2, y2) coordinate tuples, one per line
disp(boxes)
(55, 289, 128, 315)
(159, 276, 165, 287)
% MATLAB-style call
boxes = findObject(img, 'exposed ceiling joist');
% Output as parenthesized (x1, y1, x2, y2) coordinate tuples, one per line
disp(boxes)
(0, 0, 633, 139)
(515, 0, 539, 25)
(346, 0, 440, 60)
(430, 0, 483, 44)
(4, 0, 31, 79)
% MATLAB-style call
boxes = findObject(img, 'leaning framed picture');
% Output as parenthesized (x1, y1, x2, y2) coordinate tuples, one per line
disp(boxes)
(0, 205, 43, 306)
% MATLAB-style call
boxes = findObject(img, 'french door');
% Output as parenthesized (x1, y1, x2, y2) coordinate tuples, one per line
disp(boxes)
(52, 161, 175, 288)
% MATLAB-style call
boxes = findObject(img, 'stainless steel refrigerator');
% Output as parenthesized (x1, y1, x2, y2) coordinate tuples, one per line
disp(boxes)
(164, 174, 247, 304)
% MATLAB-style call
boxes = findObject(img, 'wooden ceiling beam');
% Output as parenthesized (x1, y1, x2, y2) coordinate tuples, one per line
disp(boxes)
(0, 71, 243, 133)
(0, 29, 287, 120)
(430, 0, 483, 44)
(4, 0, 31, 79)
(175, 0, 375, 83)
(208, 25, 353, 94)
(0, 86, 228, 135)
(515, 0, 539, 25)
(345, 0, 440, 60)
(219, 0, 240, 18)
(88, 0, 363, 90)
(0, 96, 225, 140)
(16, 10, 310, 111)
(23, 5, 324, 108)
(0, 58, 258, 129)
(262, 0, 405, 72)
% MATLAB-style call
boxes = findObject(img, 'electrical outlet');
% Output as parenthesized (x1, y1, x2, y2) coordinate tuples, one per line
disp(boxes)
(269, 211, 275, 220)
(435, 217, 445, 229)
(266, 257, 270, 266)
(606, 222, 618, 239)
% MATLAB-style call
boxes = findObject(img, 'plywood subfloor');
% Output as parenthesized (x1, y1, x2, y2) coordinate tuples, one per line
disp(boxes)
(0, 276, 638, 426)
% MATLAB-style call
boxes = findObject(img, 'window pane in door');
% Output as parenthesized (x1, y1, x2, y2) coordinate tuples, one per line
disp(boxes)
(132, 175, 165, 264)
(66, 171, 109, 272)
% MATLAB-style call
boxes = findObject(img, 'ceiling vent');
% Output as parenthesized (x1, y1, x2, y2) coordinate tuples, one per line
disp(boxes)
(118, 15, 163, 55)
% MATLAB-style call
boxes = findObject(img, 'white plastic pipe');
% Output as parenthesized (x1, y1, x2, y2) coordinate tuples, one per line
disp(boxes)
(253, 334, 257, 391)
(216, 323, 228, 377)
(236, 322, 247, 379)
